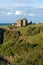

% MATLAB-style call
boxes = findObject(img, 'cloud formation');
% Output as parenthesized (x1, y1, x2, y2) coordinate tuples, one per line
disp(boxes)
(38, 5, 43, 9)
(0, 0, 43, 23)
(7, 12, 13, 15)
(0, 0, 40, 9)
(15, 10, 23, 15)
(24, 13, 35, 16)
(28, 13, 35, 16)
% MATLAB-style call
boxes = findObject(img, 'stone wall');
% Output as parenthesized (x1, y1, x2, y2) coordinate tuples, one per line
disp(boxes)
(17, 19, 22, 27)
(17, 18, 27, 27)
(22, 18, 27, 26)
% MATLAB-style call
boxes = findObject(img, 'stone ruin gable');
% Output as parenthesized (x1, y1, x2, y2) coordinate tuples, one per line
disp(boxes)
(16, 19, 22, 27)
(22, 18, 27, 26)
(16, 18, 27, 27)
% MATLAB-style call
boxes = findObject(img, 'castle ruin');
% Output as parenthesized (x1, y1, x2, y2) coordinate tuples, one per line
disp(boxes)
(16, 18, 27, 27)
(12, 18, 32, 27)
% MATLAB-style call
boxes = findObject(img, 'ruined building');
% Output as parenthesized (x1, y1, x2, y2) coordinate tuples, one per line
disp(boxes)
(17, 19, 22, 27)
(16, 18, 27, 27)
(12, 18, 32, 27)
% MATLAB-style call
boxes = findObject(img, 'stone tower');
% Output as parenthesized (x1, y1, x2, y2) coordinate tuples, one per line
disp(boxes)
(17, 19, 22, 27)
(22, 18, 27, 26)
(17, 18, 27, 27)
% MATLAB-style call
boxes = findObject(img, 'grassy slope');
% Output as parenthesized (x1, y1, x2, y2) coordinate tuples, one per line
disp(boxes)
(0, 24, 43, 65)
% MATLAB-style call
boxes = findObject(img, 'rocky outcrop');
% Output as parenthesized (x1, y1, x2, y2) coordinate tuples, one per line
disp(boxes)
(0, 28, 6, 44)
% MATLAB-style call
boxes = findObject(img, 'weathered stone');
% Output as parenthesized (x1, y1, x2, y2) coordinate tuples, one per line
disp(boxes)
(16, 18, 27, 27)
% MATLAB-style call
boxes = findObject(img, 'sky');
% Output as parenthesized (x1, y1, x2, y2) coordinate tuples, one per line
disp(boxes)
(0, 0, 43, 23)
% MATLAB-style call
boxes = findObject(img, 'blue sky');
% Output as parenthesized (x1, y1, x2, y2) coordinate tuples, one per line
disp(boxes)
(0, 0, 43, 23)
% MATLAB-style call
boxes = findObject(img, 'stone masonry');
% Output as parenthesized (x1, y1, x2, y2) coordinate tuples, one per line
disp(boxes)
(16, 18, 27, 27)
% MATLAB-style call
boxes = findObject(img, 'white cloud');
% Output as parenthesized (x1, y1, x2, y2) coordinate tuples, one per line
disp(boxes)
(24, 13, 35, 16)
(6, 12, 13, 15)
(28, 13, 35, 16)
(0, 11, 14, 15)
(38, 5, 43, 9)
(0, 11, 35, 17)
(15, 10, 23, 15)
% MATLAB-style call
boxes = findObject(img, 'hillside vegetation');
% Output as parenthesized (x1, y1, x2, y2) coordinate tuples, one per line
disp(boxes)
(0, 24, 43, 65)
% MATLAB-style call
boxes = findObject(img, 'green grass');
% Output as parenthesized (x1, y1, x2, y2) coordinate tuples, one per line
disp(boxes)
(0, 23, 43, 65)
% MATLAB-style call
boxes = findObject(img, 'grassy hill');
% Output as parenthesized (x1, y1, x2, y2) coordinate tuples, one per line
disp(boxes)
(0, 24, 43, 65)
